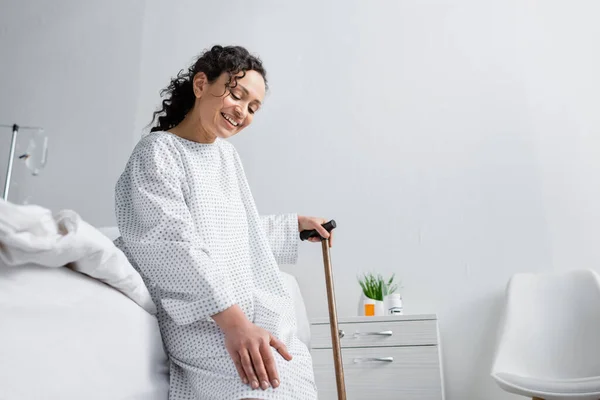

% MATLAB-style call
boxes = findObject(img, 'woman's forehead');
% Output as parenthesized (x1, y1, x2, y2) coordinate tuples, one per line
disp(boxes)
(229, 70, 265, 100)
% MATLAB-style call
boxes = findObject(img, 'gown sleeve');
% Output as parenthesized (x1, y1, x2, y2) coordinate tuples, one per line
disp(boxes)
(259, 213, 299, 265)
(116, 138, 235, 325)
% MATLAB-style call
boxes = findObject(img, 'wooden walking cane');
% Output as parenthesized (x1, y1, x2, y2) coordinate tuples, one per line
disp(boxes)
(300, 220, 346, 400)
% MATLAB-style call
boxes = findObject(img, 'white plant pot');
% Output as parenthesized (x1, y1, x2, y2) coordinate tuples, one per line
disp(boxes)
(358, 292, 367, 316)
(374, 300, 385, 316)
(358, 292, 386, 316)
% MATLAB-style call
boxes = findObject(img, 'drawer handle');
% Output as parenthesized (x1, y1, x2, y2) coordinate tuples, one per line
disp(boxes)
(338, 330, 345, 338)
(353, 357, 394, 363)
(352, 330, 393, 338)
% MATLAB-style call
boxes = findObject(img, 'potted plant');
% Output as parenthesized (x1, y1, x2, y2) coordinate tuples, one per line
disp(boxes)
(357, 273, 400, 316)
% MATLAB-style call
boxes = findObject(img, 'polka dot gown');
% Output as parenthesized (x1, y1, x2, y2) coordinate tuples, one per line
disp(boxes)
(114, 131, 318, 400)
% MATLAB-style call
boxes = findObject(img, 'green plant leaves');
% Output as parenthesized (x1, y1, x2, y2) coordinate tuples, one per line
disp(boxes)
(357, 272, 400, 301)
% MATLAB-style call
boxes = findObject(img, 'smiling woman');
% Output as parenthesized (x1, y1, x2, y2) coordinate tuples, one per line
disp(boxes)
(150, 45, 266, 142)
(114, 45, 328, 400)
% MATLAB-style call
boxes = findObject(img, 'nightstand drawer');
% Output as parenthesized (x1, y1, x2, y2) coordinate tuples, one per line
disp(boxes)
(312, 346, 443, 400)
(311, 319, 438, 349)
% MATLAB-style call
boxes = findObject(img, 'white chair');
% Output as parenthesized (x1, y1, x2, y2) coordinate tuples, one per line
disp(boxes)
(491, 269, 600, 400)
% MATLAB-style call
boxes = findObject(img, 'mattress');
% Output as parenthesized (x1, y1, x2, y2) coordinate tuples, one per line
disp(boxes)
(0, 262, 170, 400)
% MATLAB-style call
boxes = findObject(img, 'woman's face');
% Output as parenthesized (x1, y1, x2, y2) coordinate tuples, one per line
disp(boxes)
(193, 70, 265, 140)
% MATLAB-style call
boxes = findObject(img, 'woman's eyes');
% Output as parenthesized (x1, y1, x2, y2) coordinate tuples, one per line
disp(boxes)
(230, 91, 258, 114)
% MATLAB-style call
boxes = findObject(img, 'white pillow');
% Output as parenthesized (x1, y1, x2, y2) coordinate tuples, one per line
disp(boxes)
(0, 200, 156, 314)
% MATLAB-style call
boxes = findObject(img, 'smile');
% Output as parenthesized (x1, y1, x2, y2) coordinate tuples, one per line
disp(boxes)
(221, 113, 239, 127)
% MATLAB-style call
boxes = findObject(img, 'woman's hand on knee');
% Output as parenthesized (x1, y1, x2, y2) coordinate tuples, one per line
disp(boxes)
(226, 321, 292, 390)
(213, 305, 292, 390)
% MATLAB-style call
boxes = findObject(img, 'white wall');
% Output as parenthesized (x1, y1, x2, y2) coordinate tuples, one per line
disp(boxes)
(135, 1, 600, 399)
(0, 0, 145, 226)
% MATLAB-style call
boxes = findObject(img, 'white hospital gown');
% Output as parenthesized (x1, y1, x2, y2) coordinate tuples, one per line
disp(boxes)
(114, 131, 318, 400)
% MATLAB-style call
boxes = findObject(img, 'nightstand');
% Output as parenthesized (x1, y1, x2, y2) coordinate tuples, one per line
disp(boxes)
(310, 314, 445, 399)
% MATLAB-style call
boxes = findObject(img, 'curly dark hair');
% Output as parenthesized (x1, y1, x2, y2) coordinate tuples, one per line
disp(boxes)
(149, 45, 267, 132)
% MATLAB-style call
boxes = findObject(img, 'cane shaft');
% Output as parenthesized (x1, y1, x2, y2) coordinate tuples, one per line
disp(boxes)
(322, 238, 346, 400)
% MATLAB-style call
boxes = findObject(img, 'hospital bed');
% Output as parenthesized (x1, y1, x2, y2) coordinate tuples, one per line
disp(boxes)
(0, 203, 311, 400)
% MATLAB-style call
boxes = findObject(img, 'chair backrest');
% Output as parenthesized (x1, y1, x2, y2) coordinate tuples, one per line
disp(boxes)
(492, 269, 600, 379)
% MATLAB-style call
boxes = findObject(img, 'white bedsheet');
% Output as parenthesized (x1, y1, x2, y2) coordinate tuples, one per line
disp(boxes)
(0, 261, 170, 400)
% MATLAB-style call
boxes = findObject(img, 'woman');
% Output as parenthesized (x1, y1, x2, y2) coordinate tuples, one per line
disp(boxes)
(114, 45, 331, 400)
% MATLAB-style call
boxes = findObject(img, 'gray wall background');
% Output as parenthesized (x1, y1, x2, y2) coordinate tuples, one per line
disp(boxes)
(2, 1, 600, 399)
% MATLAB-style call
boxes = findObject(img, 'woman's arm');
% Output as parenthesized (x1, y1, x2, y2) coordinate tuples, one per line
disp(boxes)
(259, 214, 334, 265)
(260, 213, 299, 265)
(116, 138, 235, 324)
